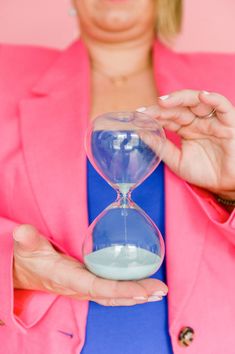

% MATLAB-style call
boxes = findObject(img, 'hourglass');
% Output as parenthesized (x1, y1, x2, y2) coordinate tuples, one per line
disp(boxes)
(83, 111, 166, 280)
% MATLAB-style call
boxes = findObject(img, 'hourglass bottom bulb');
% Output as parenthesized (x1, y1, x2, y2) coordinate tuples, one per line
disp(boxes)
(84, 244, 162, 280)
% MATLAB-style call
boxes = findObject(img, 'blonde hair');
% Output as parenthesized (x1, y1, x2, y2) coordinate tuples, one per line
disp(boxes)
(156, 0, 183, 40)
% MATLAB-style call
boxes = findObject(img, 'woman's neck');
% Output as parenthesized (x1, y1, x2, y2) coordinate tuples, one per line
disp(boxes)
(81, 31, 154, 78)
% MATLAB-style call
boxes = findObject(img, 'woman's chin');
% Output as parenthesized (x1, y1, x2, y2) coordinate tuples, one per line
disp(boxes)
(78, 0, 155, 41)
(100, 0, 134, 5)
(93, 11, 138, 33)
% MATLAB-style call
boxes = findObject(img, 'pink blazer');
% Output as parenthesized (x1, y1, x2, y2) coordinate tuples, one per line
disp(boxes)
(0, 40, 235, 354)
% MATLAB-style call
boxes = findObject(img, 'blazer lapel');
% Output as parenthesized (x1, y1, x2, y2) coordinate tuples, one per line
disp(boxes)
(19, 41, 91, 260)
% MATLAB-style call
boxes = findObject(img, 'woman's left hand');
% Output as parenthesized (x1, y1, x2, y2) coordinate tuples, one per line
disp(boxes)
(138, 90, 235, 199)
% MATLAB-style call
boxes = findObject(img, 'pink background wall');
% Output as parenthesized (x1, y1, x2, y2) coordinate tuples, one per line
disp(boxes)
(0, 0, 234, 52)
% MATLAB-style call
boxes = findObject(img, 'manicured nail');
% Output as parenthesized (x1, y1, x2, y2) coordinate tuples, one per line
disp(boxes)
(151, 290, 167, 297)
(202, 90, 210, 95)
(159, 95, 170, 101)
(133, 296, 147, 301)
(148, 295, 163, 302)
(136, 106, 147, 113)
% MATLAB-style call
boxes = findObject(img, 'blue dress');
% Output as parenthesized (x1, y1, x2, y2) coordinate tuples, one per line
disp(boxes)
(81, 160, 173, 354)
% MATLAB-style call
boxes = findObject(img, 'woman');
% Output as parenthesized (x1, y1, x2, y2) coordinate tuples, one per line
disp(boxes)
(0, 0, 235, 353)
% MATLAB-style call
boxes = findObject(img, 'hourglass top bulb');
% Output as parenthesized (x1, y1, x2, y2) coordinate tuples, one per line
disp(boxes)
(85, 111, 166, 194)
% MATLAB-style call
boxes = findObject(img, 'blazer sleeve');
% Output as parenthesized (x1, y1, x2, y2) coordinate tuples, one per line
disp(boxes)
(185, 183, 235, 245)
(0, 217, 20, 329)
(0, 44, 59, 332)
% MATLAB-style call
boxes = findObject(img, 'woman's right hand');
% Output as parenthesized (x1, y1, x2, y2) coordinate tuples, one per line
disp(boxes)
(13, 225, 168, 306)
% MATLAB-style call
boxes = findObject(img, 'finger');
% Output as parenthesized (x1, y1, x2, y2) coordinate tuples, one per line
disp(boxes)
(92, 297, 151, 307)
(162, 139, 182, 174)
(137, 105, 194, 141)
(68, 293, 149, 304)
(158, 90, 201, 107)
(70, 292, 164, 306)
(92, 297, 148, 306)
(158, 90, 235, 126)
(13, 224, 54, 255)
(87, 275, 168, 300)
(137, 104, 195, 128)
(69, 279, 168, 304)
(158, 90, 214, 117)
(70, 292, 165, 306)
(71, 268, 150, 299)
(137, 278, 168, 296)
(199, 91, 235, 126)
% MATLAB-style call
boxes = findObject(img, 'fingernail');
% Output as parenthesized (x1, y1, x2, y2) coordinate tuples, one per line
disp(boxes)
(148, 295, 163, 302)
(159, 95, 170, 101)
(151, 290, 167, 297)
(133, 296, 147, 301)
(202, 90, 210, 95)
(136, 106, 147, 113)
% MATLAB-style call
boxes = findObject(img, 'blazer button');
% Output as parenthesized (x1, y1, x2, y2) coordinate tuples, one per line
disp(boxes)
(0, 320, 5, 326)
(178, 327, 194, 347)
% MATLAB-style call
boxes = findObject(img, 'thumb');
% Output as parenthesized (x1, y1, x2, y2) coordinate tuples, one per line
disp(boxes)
(13, 224, 53, 254)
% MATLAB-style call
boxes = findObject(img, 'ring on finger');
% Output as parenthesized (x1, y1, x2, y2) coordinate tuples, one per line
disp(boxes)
(197, 108, 216, 119)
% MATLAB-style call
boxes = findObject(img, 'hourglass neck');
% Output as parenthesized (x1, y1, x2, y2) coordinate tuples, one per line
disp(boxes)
(118, 183, 134, 197)
(117, 186, 131, 198)
(116, 188, 132, 208)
